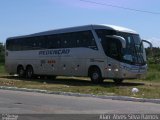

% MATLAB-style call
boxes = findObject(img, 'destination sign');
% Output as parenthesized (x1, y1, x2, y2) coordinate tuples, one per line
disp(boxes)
(39, 49, 70, 55)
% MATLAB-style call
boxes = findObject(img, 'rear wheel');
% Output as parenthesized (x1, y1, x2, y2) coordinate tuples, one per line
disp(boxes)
(17, 66, 25, 78)
(89, 67, 103, 84)
(26, 66, 34, 79)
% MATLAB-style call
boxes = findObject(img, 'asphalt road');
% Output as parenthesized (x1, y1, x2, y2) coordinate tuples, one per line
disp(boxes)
(0, 89, 160, 114)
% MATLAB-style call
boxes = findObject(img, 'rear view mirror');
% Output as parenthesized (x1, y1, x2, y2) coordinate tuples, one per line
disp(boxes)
(106, 35, 126, 48)
(141, 39, 153, 49)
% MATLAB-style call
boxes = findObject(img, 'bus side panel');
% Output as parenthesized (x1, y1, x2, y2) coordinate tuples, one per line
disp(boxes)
(36, 57, 60, 76)
(59, 48, 87, 77)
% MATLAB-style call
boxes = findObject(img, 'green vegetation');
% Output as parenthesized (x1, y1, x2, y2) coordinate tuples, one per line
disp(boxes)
(0, 43, 5, 63)
(144, 64, 160, 81)
(0, 43, 5, 75)
(0, 47, 159, 99)
(0, 63, 5, 75)
(144, 47, 160, 81)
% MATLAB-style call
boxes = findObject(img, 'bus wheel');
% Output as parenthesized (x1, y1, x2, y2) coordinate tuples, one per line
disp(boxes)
(113, 79, 123, 84)
(26, 66, 34, 79)
(17, 66, 25, 78)
(89, 67, 103, 84)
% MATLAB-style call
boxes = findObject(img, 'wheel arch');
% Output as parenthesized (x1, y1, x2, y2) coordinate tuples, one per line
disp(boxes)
(17, 64, 24, 73)
(26, 64, 33, 69)
(25, 64, 34, 79)
(88, 65, 102, 77)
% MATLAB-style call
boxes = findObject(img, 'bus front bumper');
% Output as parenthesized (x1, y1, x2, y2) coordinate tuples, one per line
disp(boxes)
(120, 64, 147, 79)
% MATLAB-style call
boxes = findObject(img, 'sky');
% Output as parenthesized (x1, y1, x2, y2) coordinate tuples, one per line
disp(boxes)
(0, 0, 160, 47)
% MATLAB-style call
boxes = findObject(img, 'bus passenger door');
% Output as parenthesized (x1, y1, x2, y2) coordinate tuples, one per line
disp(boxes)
(107, 57, 120, 79)
(105, 38, 121, 78)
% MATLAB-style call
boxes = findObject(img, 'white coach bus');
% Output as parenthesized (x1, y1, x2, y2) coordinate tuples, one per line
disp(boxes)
(5, 24, 152, 84)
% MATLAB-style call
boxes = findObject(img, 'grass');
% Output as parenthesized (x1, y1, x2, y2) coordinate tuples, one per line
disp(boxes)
(0, 63, 6, 75)
(0, 63, 160, 99)
(143, 64, 160, 81)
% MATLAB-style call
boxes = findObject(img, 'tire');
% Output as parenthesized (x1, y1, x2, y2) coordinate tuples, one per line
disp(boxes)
(17, 66, 25, 78)
(113, 79, 123, 84)
(89, 67, 103, 84)
(26, 66, 34, 79)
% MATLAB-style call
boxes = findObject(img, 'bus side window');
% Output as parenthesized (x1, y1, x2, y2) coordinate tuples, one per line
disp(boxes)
(60, 33, 70, 48)
(32, 37, 39, 49)
(56, 36, 61, 49)
(75, 31, 97, 50)
(7, 39, 15, 51)
(74, 32, 82, 47)
(8, 40, 15, 51)
(46, 35, 58, 49)
(84, 31, 97, 50)
(36, 36, 48, 49)
(38, 36, 46, 49)
(14, 39, 23, 51)
(96, 29, 117, 39)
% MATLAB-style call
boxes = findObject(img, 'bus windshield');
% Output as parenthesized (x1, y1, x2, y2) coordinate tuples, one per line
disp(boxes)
(117, 32, 146, 65)
(96, 30, 146, 65)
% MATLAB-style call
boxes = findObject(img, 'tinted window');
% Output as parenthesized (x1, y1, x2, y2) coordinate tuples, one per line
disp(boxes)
(60, 33, 74, 48)
(45, 35, 60, 49)
(6, 30, 97, 51)
(96, 29, 116, 39)
(74, 31, 97, 50)
(102, 37, 122, 60)
(6, 39, 16, 51)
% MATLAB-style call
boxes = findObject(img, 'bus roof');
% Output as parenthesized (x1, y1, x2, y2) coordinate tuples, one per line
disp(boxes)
(7, 24, 138, 40)
(94, 24, 138, 34)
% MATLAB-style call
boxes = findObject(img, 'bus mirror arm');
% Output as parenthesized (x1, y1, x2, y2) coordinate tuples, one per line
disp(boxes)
(106, 35, 126, 48)
(141, 39, 153, 49)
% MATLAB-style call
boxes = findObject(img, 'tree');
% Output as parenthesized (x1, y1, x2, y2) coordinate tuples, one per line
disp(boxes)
(146, 47, 160, 64)
(0, 43, 5, 63)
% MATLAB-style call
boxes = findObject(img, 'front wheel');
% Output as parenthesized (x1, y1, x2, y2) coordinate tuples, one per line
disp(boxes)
(89, 67, 103, 84)
(26, 66, 34, 79)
